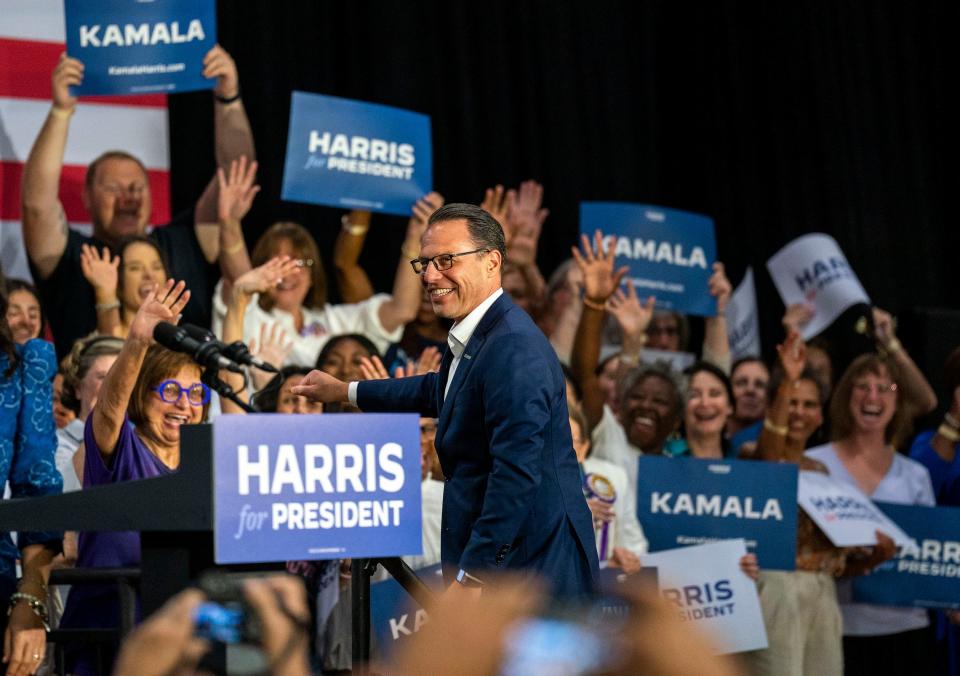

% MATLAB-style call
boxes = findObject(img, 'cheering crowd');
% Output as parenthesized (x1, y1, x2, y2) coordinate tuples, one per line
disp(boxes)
(1, 43, 959, 676)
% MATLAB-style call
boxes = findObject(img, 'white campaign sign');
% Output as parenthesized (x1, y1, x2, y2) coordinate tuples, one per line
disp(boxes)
(642, 348, 696, 373)
(641, 539, 767, 654)
(726, 267, 761, 360)
(766, 234, 870, 339)
(797, 471, 912, 547)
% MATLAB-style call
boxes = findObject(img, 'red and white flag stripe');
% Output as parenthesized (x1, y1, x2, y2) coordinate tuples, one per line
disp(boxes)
(0, 0, 170, 281)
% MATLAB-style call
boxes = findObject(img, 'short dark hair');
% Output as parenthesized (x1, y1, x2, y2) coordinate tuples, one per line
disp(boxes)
(253, 365, 313, 413)
(128, 345, 209, 427)
(315, 333, 381, 370)
(85, 150, 148, 190)
(428, 203, 507, 259)
(683, 361, 735, 406)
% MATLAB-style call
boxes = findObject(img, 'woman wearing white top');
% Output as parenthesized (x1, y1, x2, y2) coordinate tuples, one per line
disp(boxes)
(806, 353, 937, 676)
(212, 176, 443, 366)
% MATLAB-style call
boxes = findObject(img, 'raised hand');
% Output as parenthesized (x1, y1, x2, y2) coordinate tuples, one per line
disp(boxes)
(871, 307, 897, 347)
(358, 356, 391, 381)
(571, 230, 629, 304)
(128, 279, 190, 344)
(202, 44, 239, 99)
(217, 155, 260, 224)
(480, 185, 512, 230)
(607, 280, 655, 342)
(52, 53, 83, 112)
(782, 303, 814, 333)
(708, 262, 732, 314)
(79, 244, 120, 297)
(232, 256, 299, 301)
(249, 322, 293, 370)
(776, 329, 807, 382)
(406, 191, 445, 247)
(413, 346, 442, 375)
(505, 180, 548, 266)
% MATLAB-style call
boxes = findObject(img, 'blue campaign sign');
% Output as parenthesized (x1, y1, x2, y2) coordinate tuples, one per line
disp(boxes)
(636, 456, 798, 570)
(64, 0, 217, 96)
(281, 92, 432, 216)
(213, 413, 422, 564)
(580, 202, 718, 316)
(370, 564, 444, 656)
(853, 502, 960, 609)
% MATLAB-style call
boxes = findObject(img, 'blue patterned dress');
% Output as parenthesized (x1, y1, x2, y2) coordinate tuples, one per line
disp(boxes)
(0, 339, 63, 604)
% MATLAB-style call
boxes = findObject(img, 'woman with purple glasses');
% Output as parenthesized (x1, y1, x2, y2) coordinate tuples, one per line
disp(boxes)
(60, 279, 199, 676)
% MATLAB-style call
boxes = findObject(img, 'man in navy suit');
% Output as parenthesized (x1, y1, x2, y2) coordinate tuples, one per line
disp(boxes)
(293, 203, 598, 598)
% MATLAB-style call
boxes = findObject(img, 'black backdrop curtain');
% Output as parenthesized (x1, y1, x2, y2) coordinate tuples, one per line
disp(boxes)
(168, 0, 959, 376)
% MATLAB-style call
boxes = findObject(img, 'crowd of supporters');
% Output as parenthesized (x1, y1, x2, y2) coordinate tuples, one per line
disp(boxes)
(0, 44, 958, 676)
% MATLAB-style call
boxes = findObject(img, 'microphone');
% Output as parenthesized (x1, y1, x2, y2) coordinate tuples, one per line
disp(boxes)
(153, 322, 244, 374)
(178, 323, 279, 373)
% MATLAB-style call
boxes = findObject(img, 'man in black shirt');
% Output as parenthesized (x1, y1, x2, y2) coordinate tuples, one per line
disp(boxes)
(21, 45, 256, 359)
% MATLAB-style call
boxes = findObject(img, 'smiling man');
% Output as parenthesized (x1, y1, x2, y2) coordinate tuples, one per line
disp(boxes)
(293, 203, 598, 598)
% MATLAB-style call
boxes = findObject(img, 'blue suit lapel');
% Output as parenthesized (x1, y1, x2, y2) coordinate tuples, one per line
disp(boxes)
(437, 294, 513, 449)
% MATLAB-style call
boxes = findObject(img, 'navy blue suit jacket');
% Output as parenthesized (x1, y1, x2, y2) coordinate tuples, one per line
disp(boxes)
(357, 293, 598, 597)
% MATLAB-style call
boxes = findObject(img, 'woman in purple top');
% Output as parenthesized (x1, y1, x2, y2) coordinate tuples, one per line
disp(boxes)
(60, 279, 202, 676)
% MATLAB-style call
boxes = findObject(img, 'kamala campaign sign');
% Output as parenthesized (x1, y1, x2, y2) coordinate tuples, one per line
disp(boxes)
(282, 92, 432, 216)
(853, 503, 960, 609)
(636, 456, 797, 569)
(643, 540, 767, 654)
(371, 564, 444, 655)
(64, 0, 216, 95)
(580, 202, 717, 316)
(797, 471, 911, 547)
(726, 267, 761, 360)
(766, 234, 870, 339)
(213, 413, 422, 564)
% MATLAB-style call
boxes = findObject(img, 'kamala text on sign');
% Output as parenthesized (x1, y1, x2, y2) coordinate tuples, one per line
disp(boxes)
(282, 91, 432, 216)
(579, 202, 717, 316)
(636, 456, 798, 570)
(213, 413, 422, 564)
(64, 0, 217, 95)
(853, 502, 960, 609)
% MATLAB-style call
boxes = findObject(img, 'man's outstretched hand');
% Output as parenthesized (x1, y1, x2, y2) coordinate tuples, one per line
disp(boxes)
(290, 370, 350, 404)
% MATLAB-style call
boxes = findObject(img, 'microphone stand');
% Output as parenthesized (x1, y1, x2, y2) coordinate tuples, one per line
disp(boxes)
(201, 365, 257, 414)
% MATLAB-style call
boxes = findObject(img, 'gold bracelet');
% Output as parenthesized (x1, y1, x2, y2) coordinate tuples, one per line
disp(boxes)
(944, 412, 960, 429)
(763, 418, 789, 436)
(50, 106, 75, 120)
(582, 296, 607, 312)
(884, 338, 902, 354)
(401, 244, 419, 260)
(618, 352, 640, 367)
(938, 424, 960, 443)
(224, 239, 245, 256)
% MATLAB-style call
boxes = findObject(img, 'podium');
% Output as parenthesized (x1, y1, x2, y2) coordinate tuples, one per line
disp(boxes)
(0, 424, 232, 616)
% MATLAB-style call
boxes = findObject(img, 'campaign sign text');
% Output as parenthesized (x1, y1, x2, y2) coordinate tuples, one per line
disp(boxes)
(726, 267, 761, 360)
(766, 233, 870, 339)
(213, 414, 422, 564)
(370, 564, 444, 656)
(65, 0, 216, 95)
(282, 92, 432, 216)
(853, 502, 960, 609)
(580, 202, 717, 316)
(642, 539, 768, 654)
(636, 456, 797, 570)
(797, 470, 911, 547)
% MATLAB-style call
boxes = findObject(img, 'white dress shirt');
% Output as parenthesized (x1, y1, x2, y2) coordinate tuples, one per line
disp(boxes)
(348, 288, 504, 404)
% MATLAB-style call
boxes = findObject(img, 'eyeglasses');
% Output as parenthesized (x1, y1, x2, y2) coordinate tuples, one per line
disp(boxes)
(153, 380, 211, 406)
(409, 248, 489, 274)
(294, 258, 314, 268)
(853, 381, 897, 396)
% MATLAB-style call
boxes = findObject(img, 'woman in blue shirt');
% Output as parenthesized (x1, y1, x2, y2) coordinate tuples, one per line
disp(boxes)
(0, 277, 62, 675)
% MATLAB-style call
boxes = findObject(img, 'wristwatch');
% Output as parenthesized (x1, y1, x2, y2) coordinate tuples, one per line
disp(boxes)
(456, 569, 485, 588)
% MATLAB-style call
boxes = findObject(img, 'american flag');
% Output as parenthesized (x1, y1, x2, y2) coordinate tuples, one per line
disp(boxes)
(0, 0, 171, 281)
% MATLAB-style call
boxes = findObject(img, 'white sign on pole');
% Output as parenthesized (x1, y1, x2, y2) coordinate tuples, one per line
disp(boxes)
(766, 234, 870, 339)
(641, 539, 768, 654)
(726, 267, 761, 360)
(797, 471, 912, 547)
